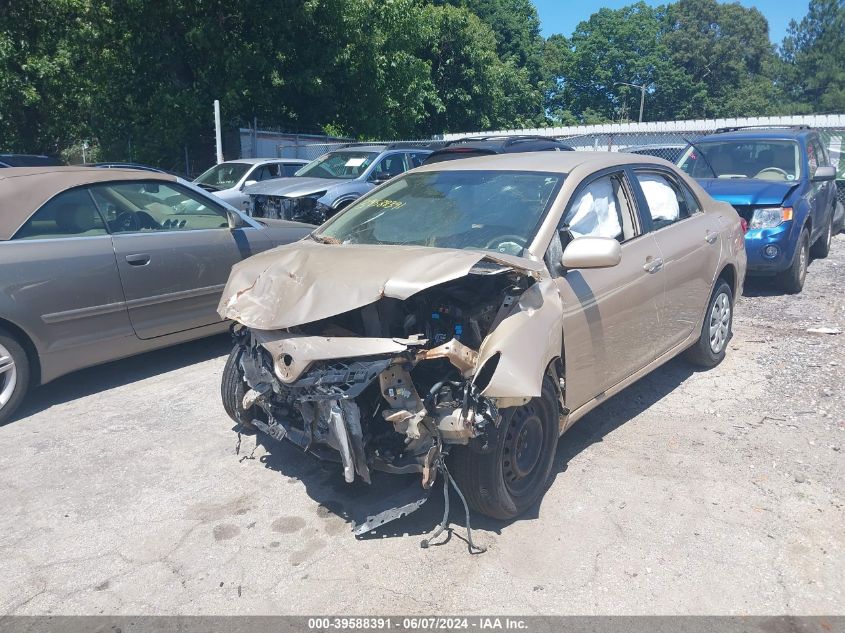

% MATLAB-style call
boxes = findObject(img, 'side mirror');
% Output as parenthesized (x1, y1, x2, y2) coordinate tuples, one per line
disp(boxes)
(371, 172, 391, 184)
(561, 236, 622, 270)
(812, 165, 836, 182)
(242, 179, 258, 189)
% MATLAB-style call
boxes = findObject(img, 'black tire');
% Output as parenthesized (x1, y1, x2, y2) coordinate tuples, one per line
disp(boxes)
(684, 280, 734, 368)
(0, 328, 30, 426)
(449, 375, 559, 520)
(221, 345, 255, 428)
(810, 213, 832, 259)
(777, 227, 810, 294)
(834, 201, 844, 234)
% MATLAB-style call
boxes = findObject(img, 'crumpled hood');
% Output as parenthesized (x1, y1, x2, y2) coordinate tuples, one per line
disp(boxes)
(243, 177, 340, 198)
(218, 240, 545, 330)
(696, 178, 798, 206)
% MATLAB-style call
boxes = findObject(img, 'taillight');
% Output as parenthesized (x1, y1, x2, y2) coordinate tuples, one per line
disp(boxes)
(740, 218, 748, 233)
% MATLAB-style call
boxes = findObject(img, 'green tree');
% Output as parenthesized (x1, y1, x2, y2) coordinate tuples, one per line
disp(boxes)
(780, 0, 845, 112)
(661, 0, 786, 117)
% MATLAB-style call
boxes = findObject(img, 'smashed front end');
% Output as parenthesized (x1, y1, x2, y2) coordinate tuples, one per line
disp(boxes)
(219, 241, 563, 534)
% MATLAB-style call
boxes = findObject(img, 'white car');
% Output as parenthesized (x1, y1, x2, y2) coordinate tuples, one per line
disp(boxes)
(193, 158, 309, 210)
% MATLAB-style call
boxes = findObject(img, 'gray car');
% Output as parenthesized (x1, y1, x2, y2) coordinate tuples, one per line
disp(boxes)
(194, 158, 310, 210)
(244, 144, 432, 224)
(0, 167, 312, 424)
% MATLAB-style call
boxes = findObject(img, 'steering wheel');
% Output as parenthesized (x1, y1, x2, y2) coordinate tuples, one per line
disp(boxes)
(115, 212, 141, 232)
(114, 210, 162, 232)
(754, 167, 789, 180)
(484, 234, 527, 254)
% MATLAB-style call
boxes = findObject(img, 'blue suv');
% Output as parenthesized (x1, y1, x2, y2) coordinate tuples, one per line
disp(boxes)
(678, 127, 837, 293)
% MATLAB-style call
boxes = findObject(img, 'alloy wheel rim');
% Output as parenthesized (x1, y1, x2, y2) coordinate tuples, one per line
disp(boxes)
(0, 342, 17, 409)
(708, 292, 731, 354)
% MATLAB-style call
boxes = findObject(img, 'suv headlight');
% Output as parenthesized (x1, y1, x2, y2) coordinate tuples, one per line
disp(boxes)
(749, 207, 793, 229)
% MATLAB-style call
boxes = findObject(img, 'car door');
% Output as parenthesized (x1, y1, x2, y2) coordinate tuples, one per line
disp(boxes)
(809, 137, 836, 231)
(630, 167, 723, 352)
(552, 169, 665, 410)
(91, 180, 272, 340)
(1, 187, 133, 374)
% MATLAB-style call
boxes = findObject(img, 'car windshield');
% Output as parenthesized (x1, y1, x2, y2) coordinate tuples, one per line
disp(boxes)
(194, 163, 251, 189)
(316, 170, 563, 256)
(295, 151, 379, 180)
(678, 140, 801, 182)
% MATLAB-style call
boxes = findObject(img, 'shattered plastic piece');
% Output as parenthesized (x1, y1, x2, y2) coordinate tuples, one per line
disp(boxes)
(806, 327, 840, 335)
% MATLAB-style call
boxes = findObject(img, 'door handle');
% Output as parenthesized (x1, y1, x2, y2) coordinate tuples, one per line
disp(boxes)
(125, 253, 151, 266)
(705, 232, 718, 244)
(643, 257, 664, 274)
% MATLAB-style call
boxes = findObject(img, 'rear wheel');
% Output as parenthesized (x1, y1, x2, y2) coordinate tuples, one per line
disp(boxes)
(449, 375, 559, 520)
(221, 345, 255, 428)
(685, 280, 733, 368)
(810, 214, 832, 259)
(0, 329, 30, 426)
(777, 227, 810, 294)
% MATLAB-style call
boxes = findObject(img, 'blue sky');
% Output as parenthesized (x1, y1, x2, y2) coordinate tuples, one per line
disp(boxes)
(533, 0, 808, 44)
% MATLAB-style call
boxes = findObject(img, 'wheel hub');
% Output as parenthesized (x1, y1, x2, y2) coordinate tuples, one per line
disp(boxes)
(0, 342, 18, 409)
(503, 408, 544, 493)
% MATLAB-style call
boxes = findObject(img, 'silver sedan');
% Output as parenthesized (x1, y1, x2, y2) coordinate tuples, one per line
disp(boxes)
(0, 167, 313, 424)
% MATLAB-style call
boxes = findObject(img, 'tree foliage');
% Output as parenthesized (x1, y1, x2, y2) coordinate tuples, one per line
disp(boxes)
(1, 0, 842, 165)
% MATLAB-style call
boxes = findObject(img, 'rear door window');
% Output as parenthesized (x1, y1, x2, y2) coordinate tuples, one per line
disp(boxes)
(13, 188, 108, 240)
(633, 171, 691, 230)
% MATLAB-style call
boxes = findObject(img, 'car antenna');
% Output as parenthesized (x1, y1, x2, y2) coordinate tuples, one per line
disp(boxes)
(682, 136, 718, 178)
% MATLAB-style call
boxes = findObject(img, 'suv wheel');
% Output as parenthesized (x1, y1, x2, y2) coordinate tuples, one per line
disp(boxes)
(810, 214, 832, 259)
(449, 376, 559, 520)
(0, 329, 30, 425)
(777, 227, 810, 294)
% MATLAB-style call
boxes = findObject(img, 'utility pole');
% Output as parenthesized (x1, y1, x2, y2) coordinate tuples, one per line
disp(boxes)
(214, 100, 223, 164)
(614, 82, 649, 123)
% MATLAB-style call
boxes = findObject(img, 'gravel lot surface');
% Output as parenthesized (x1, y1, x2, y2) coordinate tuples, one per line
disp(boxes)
(1, 236, 843, 616)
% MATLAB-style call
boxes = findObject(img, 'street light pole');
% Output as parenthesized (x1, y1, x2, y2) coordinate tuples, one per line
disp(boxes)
(614, 82, 648, 123)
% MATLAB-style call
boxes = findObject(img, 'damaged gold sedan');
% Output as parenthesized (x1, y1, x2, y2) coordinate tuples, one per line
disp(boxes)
(218, 152, 747, 536)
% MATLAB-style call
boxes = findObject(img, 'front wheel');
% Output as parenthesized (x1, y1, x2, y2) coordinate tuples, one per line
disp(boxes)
(448, 375, 559, 520)
(221, 345, 255, 428)
(684, 279, 734, 368)
(777, 228, 810, 294)
(0, 329, 30, 426)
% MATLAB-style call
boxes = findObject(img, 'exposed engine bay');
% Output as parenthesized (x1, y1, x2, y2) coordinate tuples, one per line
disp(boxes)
(219, 240, 565, 537)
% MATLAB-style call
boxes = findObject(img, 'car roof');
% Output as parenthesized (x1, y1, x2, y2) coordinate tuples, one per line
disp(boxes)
(413, 150, 671, 174)
(694, 128, 813, 142)
(0, 154, 63, 167)
(219, 157, 310, 165)
(0, 166, 177, 240)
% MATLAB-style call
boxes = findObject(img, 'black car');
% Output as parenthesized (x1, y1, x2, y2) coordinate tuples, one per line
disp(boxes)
(422, 135, 575, 165)
(0, 154, 63, 168)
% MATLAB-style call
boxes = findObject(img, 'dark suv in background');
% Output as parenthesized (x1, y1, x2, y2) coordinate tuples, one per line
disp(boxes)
(678, 126, 838, 293)
(422, 135, 574, 165)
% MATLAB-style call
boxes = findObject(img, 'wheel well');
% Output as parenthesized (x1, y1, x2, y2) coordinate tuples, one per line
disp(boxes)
(0, 317, 40, 386)
(716, 264, 737, 297)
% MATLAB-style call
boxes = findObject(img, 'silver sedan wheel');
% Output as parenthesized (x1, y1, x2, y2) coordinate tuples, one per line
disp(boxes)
(0, 342, 17, 409)
(708, 292, 731, 354)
